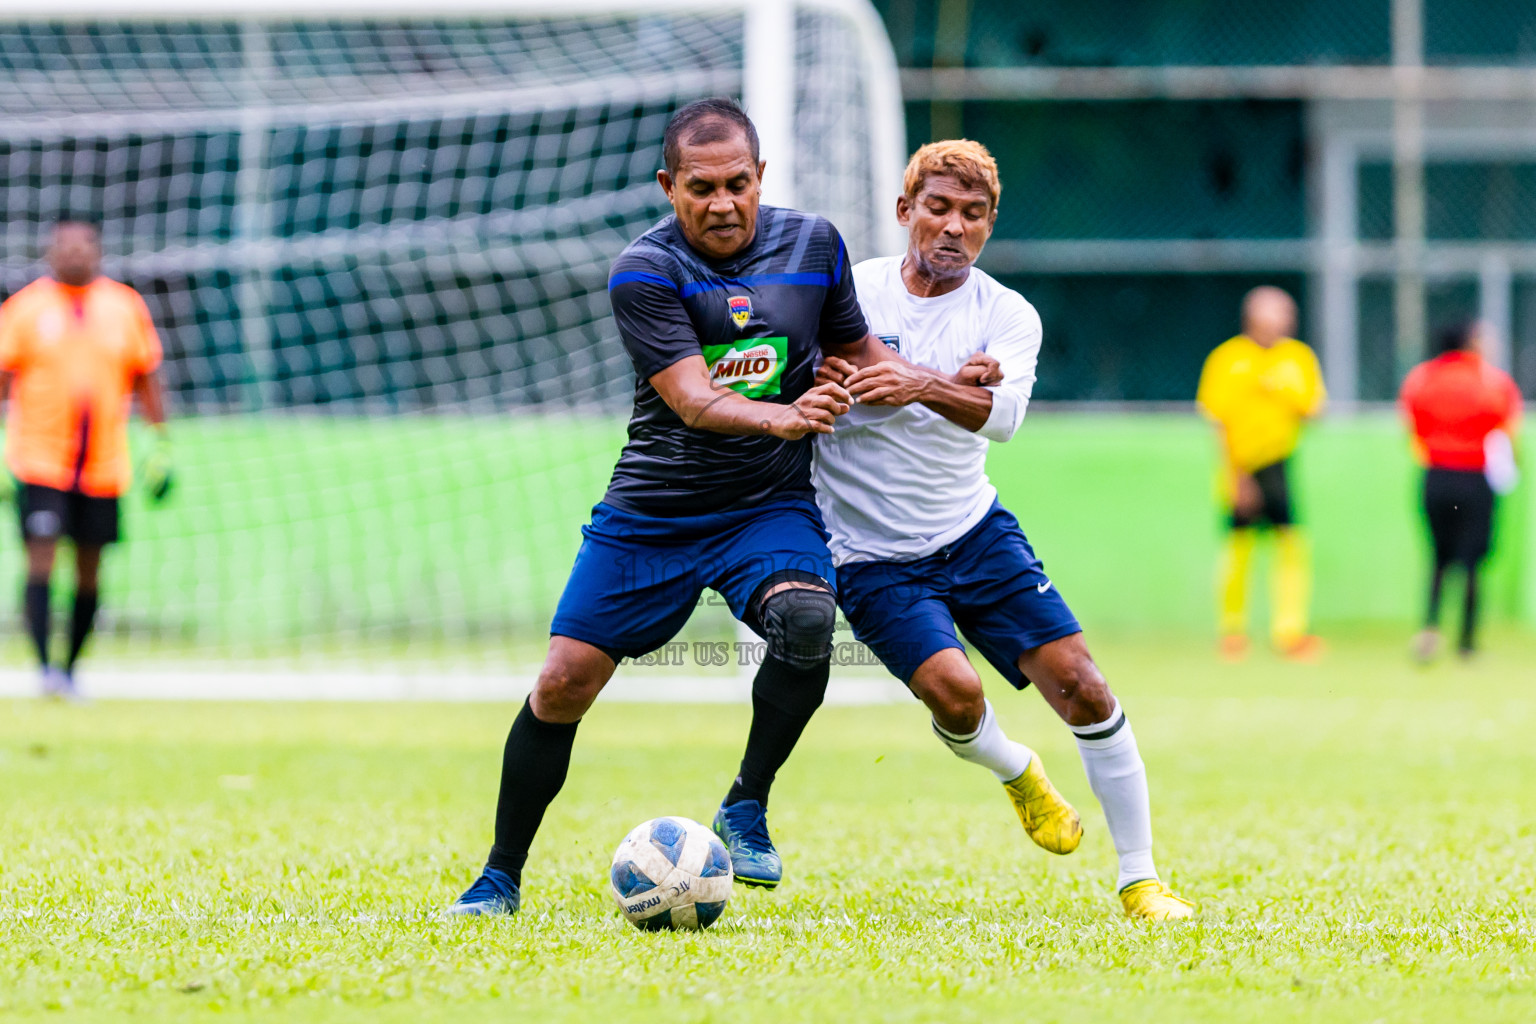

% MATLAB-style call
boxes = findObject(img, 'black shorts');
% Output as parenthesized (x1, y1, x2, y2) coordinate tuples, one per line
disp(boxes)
(16, 483, 121, 546)
(1423, 467, 1494, 565)
(1230, 460, 1294, 529)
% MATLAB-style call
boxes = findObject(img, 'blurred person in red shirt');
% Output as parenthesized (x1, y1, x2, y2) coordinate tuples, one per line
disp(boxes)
(1399, 321, 1522, 661)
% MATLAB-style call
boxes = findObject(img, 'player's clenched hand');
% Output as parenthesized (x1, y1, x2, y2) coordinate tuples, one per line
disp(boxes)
(953, 351, 1004, 387)
(845, 361, 933, 407)
(769, 382, 851, 439)
(814, 356, 858, 388)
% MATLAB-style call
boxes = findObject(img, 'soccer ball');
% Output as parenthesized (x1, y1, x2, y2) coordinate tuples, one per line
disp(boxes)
(609, 816, 733, 931)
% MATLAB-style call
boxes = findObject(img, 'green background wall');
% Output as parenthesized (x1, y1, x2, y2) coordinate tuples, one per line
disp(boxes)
(2, 413, 1525, 663)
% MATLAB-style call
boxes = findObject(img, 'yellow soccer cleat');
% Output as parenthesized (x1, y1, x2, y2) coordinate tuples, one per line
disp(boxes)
(1002, 755, 1082, 855)
(1120, 879, 1196, 921)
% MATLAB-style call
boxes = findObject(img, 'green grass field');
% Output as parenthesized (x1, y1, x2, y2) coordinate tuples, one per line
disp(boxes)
(4, 632, 1535, 1022)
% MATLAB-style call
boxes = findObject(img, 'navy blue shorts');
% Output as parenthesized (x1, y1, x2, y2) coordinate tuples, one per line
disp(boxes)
(836, 501, 1081, 690)
(550, 497, 836, 661)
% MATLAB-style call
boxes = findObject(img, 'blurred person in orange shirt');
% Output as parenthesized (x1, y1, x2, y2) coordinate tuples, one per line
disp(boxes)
(1196, 286, 1326, 662)
(0, 221, 173, 698)
(1400, 321, 1521, 662)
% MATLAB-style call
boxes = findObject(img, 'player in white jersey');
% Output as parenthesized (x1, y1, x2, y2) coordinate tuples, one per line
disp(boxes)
(813, 140, 1194, 920)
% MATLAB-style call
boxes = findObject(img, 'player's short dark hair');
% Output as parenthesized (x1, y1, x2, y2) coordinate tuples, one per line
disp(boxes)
(663, 98, 759, 177)
(1433, 321, 1476, 356)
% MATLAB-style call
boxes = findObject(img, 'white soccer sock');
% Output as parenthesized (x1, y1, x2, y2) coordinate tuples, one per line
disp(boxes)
(931, 699, 1034, 782)
(1071, 702, 1157, 891)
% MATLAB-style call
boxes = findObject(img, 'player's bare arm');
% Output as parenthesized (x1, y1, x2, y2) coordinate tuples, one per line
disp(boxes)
(818, 339, 1002, 386)
(815, 336, 1003, 427)
(1216, 424, 1264, 517)
(649, 355, 850, 439)
(842, 359, 996, 432)
(133, 370, 167, 426)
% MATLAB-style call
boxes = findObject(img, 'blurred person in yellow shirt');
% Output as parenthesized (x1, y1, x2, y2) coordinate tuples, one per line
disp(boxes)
(1196, 286, 1325, 661)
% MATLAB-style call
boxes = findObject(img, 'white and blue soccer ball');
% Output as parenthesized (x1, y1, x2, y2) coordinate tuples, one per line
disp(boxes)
(609, 816, 733, 931)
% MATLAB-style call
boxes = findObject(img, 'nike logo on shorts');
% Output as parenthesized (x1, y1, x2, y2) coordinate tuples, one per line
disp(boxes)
(1037, 580, 1053, 594)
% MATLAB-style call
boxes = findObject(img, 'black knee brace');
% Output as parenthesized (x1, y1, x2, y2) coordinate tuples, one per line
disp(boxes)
(758, 585, 837, 671)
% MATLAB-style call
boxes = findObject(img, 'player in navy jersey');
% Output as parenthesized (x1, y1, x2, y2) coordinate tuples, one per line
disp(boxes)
(446, 98, 994, 917)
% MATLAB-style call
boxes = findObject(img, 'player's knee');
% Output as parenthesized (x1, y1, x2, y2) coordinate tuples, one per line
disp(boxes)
(759, 585, 837, 671)
(930, 677, 984, 734)
(533, 660, 605, 719)
(912, 662, 984, 733)
(1054, 657, 1114, 725)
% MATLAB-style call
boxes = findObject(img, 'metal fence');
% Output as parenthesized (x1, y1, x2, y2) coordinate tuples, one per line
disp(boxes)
(878, 0, 1536, 402)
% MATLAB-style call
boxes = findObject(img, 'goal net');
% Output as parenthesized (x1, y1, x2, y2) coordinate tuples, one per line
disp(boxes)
(0, 0, 904, 671)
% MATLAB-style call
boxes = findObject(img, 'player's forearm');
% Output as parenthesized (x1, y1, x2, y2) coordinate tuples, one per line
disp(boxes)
(822, 332, 901, 371)
(135, 372, 167, 427)
(914, 375, 993, 433)
(679, 388, 785, 436)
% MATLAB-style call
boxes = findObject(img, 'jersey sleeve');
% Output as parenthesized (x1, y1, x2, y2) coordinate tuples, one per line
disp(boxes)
(607, 253, 701, 381)
(816, 222, 870, 352)
(130, 291, 163, 374)
(1195, 346, 1230, 422)
(1500, 370, 1523, 436)
(1292, 343, 1327, 417)
(977, 293, 1041, 443)
(0, 296, 27, 373)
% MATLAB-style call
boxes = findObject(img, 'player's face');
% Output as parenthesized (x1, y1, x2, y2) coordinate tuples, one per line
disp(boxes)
(1242, 290, 1296, 347)
(898, 175, 996, 280)
(49, 224, 102, 287)
(657, 136, 764, 261)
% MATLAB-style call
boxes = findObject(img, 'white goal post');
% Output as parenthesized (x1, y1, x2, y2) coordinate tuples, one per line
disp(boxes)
(3, 0, 906, 258)
(0, 0, 907, 682)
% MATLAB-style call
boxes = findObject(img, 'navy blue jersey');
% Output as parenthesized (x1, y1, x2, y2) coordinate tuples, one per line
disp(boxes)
(602, 206, 869, 517)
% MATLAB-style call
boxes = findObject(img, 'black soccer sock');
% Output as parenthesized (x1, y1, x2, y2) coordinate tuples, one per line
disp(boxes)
(1460, 562, 1480, 653)
(66, 589, 100, 674)
(1426, 559, 1449, 626)
(486, 698, 580, 887)
(23, 580, 51, 669)
(725, 654, 830, 808)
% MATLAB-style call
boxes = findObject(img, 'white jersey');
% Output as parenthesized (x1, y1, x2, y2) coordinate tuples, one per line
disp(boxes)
(812, 256, 1042, 566)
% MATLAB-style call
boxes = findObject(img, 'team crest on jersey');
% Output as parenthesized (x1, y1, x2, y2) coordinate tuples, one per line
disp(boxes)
(702, 336, 787, 398)
(728, 295, 753, 329)
(876, 334, 901, 353)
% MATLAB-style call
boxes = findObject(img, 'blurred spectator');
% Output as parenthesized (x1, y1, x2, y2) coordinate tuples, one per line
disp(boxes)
(0, 220, 172, 699)
(1196, 286, 1326, 662)
(1400, 321, 1522, 661)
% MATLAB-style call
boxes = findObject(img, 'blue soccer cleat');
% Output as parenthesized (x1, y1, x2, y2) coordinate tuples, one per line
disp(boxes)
(443, 866, 521, 918)
(712, 799, 782, 889)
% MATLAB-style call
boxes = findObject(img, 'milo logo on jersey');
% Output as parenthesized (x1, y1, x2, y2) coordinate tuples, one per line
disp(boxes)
(702, 336, 788, 398)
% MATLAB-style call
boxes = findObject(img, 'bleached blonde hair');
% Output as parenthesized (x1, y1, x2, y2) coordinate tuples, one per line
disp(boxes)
(902, 139, 1001, 210)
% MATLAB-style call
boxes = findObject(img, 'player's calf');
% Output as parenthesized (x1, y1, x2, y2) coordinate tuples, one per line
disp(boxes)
(717, 582, 837, 889)
(1022, 634, 1194, 915)
(445, 638, 614, 919)
(911, 649, 1081, 855)
(1019, 635, 1115, 728)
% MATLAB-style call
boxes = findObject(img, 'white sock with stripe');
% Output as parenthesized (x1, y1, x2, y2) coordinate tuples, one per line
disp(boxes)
(931, 699, 1034, 782)
(1070, 702, 1158, 890)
